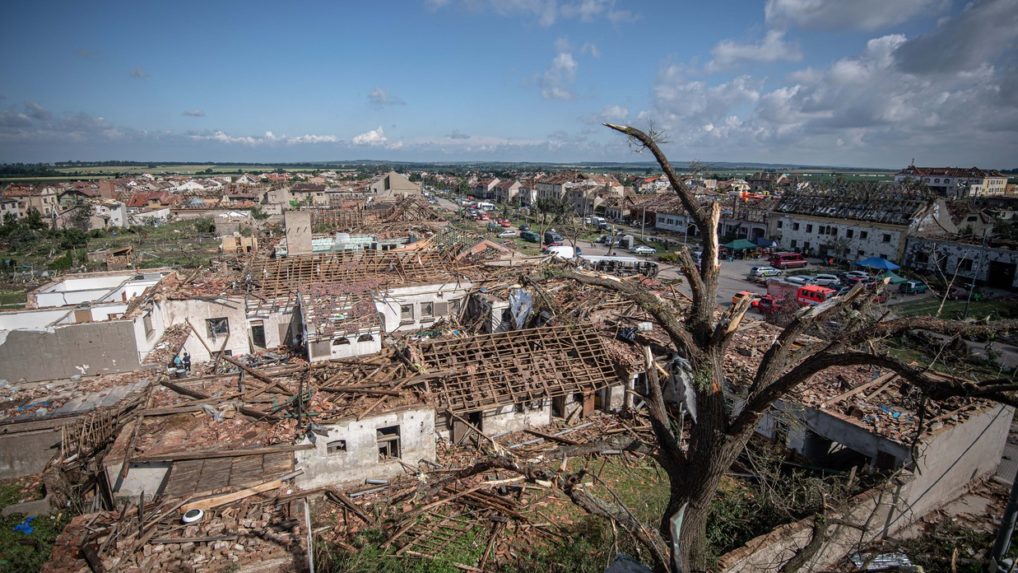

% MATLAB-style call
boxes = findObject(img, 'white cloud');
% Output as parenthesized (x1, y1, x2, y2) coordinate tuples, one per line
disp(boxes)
(765, 0, 946, 31)
(640, 15, 1018, 167)
(539, 39, 578, 100)
(425, 0, 637, 27)
(581, 42, 600, 57)
(352, 126, 388, 146)
(368, 87, 406, 106)
(182, 109, 206, 118)
(708, 30, 802, 71)
(584, 104, 629, 124)
(895, 0, 1018, 75)
(189, 130, 338, 145)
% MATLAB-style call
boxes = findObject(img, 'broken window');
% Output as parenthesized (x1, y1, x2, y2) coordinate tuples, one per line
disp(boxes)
(143, 312, 154, 337)
(790, 239, 797, 248)
(846, 229, 854, 238)
(357, 333, 374, 342)
(860, 231, 869, 240)
(327, 440, 346, 454)
(377, 426, 401, 461)
(806, 224, 813, 233)
(776, 220, 783, 229)
(421, 301, 434, 319)
(250, 320, 266, 348)
(959, 258, 974, 271)
(882, 233, 891, 243)
(332, 337, 350, 346)
(792, 222, 800, 231)
(399, 304, 414, 323)
(206, 317, 229, 338)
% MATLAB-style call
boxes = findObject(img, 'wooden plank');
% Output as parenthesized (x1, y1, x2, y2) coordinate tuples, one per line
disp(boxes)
(179, 479, 283, 513)
(135, 443, 313, 463)
(523, 428, 580, 446)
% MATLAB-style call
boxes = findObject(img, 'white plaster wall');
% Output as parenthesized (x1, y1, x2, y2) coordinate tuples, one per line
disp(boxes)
(295, 407, 436, 489)
(133, 302, 168, 361)
(0, 308, 71, 331)
(316, 330, 382, 361)
(374, 282, 471, 333)
(248, 310, 295, 350)
(482, 403, 553, 435)
(775, 215, 904, 260)
(35, 288, 114, 308)
(106, 461, 171, 499)
(43, 274, 130, 293)
(161, 298, 250, 362)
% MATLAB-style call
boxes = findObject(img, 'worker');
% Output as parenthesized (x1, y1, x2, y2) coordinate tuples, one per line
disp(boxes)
(172, 354, 184, 376)
(182, 351, 191, 373)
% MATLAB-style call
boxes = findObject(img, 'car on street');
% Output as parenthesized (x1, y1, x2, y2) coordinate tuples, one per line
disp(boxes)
(756, 295, 783, 314)
(785, 275, 815, 286)
(898, 281, 928, 295)
(497, 230, 518, 238)
(520, 230, 541, 243)
(631, 245, 657, 255)
(845, 270, 869, 280)
(749, 266, 782, 278)
(812, 274, 842, 287)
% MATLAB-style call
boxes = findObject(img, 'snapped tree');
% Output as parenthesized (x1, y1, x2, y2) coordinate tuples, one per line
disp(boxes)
(452, 123, 1018, 572)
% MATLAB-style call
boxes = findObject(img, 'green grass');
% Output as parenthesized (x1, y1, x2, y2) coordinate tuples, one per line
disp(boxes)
(0, 479, 67, 573)
(0, 290, 27, 309)
(893, 298, 1018, 320)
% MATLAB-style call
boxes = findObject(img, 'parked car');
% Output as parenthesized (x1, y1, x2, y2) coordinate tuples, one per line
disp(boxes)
(898, 281, 928, 295)
(544, 231, 564, 245)
(520, 230, 541, 243)
(749, 266, 783, 278)
(756, 295, 783, 314)
(499, 220, 512, 228)
(797, 284, 837, 306)
(519, 224, 530, 232)
(845, 270, 869, 280)
(812, 274, 842, 287)
(769, 252, 809, 269)
(732, 291, 762, 307)
(631, 245, 657, 255)
(786, 275, 815, 286)
(498, 230, 518, 238)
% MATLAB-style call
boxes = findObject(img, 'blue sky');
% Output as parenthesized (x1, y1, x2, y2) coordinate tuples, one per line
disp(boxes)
(1, 0, 1016, 168)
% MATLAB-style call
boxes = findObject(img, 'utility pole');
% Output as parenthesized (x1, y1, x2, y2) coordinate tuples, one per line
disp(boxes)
(990, 475, 1018, 572)
(962, 229, 989, 319)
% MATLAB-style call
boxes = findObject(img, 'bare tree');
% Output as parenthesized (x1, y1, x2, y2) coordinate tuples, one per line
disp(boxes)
(553, 124, 1018, 571)
(440, 125, 1018, 572)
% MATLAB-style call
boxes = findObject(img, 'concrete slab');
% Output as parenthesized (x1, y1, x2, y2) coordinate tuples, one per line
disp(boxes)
(1, 496, 52, 517)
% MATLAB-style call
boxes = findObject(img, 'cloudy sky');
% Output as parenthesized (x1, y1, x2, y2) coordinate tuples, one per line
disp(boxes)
(1, 0, 1016, 168)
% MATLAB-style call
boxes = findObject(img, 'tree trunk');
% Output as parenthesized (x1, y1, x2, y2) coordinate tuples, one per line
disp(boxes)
(661, 350, 757, 572)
